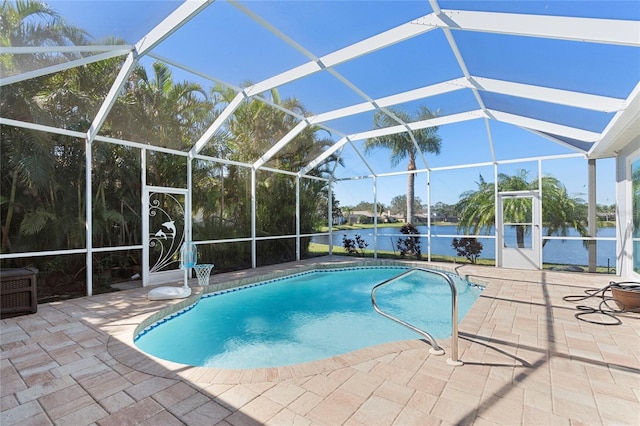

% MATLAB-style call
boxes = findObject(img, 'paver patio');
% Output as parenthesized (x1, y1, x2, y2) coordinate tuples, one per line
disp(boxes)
(1, 257, 639, 425)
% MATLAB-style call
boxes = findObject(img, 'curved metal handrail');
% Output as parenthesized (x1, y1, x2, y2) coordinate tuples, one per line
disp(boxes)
(371, 267, 462, 366)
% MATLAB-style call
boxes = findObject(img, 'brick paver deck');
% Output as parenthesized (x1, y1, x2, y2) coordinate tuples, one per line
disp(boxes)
(2, 257, 639, 425)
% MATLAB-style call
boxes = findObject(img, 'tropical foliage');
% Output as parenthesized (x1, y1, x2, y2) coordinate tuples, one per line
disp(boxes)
(315, 189, 343, 227)
(452, 237, 483, 264)
(456, 170, 588, 248)
(1, 1, 338, 299)
(0, 0, 90, 76)
(396, 223, 421, 258)
(389, 194, 424, 216)
(342, 234, 369, 256)
(1, 0, 99, 254)
(192, 85, 339, 267)
(365, 106, 441, 223)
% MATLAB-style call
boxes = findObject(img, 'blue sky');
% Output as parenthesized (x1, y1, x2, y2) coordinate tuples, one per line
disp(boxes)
(48, 0, 637, 207)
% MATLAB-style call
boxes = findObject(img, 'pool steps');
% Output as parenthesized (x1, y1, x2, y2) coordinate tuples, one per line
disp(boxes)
(371, 267, 463, 366)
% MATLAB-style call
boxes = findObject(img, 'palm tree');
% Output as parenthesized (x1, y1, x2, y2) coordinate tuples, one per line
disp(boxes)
(0, 0, 90, 76)
(343, 206, 353, 225)
(1, 0, 89, 252)
(198, 86, 340, 264)
(539, 174, 588, 244)
(456, 170, 588, 248)
(0, 126, 54, 251)
(364, 106, 441, 223)
(123, 62, 211, 151)
(455, 174, 496, 236)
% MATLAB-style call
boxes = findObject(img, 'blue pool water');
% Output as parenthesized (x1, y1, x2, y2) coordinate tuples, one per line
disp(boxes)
(135, 267, 483, 369)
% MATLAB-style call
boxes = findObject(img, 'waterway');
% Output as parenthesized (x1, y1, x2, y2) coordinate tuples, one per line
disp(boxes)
(312, 225, 617, 269)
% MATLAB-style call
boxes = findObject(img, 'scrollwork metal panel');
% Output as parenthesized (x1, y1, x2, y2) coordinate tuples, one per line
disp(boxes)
(148, 192, 185, 273)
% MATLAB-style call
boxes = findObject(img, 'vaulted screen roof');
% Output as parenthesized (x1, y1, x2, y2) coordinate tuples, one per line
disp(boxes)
(2, 0, 639, 178)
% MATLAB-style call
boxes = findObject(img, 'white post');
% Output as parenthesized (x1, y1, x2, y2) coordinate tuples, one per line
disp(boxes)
(141, 149, 149, 286)
(187, 157, 193, 282)
(494, 163, 500, 267)
(251, 168, 257, 268)
(427, 170, 432, 261)
(588, 159, 597, 272)
(85, 137, 93, 296)
(296, 176, 301, 261)
(328, 179, 333, 255)
(373, 176, 378, 258)
(538, 160, 543, 270)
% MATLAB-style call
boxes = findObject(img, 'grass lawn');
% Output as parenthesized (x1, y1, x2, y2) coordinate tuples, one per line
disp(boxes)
(317, 222, 457, 232)
(307, 243, 616, 274)
(308, 243, 494, 266)
(319, 221, 616, 232)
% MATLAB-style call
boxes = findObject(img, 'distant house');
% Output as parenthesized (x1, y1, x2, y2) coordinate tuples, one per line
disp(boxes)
(393, 213, 458, 224)
(430, 212, 446, 222)
(380, 211, 403, 223)
(351, 210, 376, 224)
(343, 210, 410, 224)
(414, 213, 429, 224)
(430, 212, 459, 223)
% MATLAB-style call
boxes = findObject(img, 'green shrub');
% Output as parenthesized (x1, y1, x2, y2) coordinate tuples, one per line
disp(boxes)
(452, 237, 483, 263)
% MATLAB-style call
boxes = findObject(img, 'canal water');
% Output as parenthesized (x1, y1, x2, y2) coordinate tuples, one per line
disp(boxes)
(313, 225, 617, 268)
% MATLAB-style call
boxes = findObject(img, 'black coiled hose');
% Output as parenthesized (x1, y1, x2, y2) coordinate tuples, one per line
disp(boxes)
(562, 281, 640, 325)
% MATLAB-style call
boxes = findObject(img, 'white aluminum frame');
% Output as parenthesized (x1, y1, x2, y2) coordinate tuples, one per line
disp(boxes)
(1, 0, 639, 295)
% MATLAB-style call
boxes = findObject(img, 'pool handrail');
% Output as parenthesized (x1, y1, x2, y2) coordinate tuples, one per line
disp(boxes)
(371, 267, 462, 366)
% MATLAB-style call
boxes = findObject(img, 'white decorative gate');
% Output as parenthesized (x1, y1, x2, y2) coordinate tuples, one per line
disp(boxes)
(142, 187, 188, 286)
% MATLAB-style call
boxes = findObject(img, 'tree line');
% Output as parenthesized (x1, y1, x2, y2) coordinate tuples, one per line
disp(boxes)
(0, 1, 338, 294)
(338, 170, 615, 249)
(342, 196, 614, 225)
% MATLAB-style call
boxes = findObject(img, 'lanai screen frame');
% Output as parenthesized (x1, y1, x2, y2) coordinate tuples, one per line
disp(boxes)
(1, 0, 638, 296)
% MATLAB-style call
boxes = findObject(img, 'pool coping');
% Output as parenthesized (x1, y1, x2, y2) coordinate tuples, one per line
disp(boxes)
(109, 259, 490, 385)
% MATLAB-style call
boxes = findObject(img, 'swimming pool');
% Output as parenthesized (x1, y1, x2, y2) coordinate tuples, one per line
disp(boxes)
(135, 266, 483, 369)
